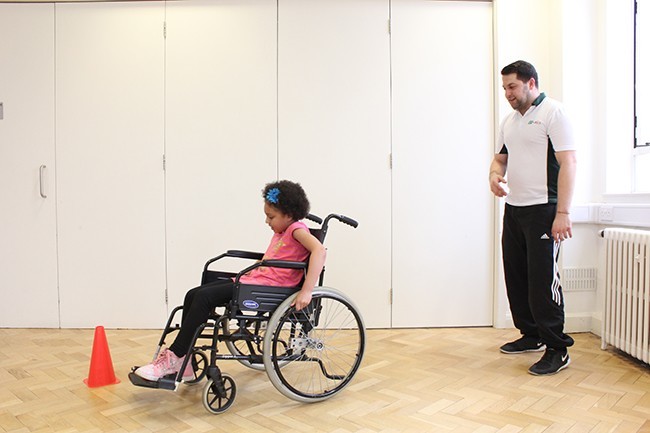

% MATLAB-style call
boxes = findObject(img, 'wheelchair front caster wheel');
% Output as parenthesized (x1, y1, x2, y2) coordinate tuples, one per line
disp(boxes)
(184, 349, 208, 385)
(202, 374, 236, 414)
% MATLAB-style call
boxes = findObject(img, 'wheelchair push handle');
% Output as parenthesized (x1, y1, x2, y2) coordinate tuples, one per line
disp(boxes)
(337, 214, 358, 228)
(306, 213, 323, 225)
(324, 214, 359, 229)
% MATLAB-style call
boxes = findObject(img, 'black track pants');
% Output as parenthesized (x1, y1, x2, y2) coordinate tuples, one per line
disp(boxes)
(502, 203, 574, 349)
(169, 279, 234, 357)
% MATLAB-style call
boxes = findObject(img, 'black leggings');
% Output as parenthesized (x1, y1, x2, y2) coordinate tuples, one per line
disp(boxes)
(169, 279, 234, 357)
(502, 203, 574, 350)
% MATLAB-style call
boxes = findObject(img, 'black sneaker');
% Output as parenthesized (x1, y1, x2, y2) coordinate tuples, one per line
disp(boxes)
(528, 348, 570, 376)
(500, 336, 546, 354)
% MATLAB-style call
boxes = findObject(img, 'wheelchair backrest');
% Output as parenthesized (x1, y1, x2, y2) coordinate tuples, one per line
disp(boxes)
(306, 214, 325, 244)
(309, 227, 325, 244)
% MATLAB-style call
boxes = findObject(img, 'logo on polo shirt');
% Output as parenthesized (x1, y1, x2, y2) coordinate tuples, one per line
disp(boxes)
(528, 120, 542, 125)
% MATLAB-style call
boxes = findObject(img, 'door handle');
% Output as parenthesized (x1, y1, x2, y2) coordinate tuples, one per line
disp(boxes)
(39, 164, 47, 198)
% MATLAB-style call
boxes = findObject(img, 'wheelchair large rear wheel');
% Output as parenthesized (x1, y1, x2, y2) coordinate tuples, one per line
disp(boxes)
(262, 287, 365, 403)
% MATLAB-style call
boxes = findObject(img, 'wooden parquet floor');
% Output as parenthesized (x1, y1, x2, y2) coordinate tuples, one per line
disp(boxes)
(1, 327, 649, 433)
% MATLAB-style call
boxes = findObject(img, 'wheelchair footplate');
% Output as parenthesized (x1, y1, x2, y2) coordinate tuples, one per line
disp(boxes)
(128, 368, 179, 391)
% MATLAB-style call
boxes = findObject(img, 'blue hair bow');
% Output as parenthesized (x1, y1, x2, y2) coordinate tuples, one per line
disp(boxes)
(266, 187, 280, 204)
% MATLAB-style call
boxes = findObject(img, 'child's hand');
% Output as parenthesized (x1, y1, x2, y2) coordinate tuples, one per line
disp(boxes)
(291, 289, 313, 311)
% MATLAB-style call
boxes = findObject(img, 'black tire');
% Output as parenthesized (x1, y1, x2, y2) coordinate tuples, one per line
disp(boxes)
(202, 374, 236, 414)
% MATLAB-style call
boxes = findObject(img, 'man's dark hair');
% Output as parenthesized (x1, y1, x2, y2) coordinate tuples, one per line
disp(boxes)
(501, 60, 539, 88)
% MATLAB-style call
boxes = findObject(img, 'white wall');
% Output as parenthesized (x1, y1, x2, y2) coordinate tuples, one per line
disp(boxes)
(55, 2, 168, 328)
(563, 0, 641, 335)
(1, 0, 493, 329)
(391, 0, 493, 327)
(2, 0, 641, 331)
(276, 0, 393, 328)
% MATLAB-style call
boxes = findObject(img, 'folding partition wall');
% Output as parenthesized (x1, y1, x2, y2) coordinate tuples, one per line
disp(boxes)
(0, 0, 493, 329)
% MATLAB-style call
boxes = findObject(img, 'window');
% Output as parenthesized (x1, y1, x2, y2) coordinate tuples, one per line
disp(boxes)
(634, 0, 650, 191)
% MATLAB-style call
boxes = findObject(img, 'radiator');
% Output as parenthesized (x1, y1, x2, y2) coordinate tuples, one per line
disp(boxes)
(601, 228, 650, 364)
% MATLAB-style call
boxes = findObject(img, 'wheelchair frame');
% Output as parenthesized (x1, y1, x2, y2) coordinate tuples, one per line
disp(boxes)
(129, 213, 365, 414)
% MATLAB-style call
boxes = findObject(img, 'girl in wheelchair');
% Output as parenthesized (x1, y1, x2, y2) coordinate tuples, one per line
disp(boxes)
(133, 180, 326, 382)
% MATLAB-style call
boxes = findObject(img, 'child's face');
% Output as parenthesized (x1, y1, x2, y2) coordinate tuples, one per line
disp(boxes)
(264, 202, 294, 233)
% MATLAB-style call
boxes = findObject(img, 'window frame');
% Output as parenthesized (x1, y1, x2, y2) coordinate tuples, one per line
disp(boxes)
(635, 0, 649, 149)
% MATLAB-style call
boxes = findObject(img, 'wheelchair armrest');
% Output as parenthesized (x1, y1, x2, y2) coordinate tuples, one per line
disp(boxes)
(225, 250, 264, 260)
(234, 259, 308, 282)
(260, 259, 308, 269)
(203, 250, 264, 272)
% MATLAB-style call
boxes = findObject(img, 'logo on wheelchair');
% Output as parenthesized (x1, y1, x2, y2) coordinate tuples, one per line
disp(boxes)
(242, 300, 260, 310)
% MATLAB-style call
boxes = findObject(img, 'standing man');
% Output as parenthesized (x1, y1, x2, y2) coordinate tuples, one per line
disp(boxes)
(489, 60, 577, 375)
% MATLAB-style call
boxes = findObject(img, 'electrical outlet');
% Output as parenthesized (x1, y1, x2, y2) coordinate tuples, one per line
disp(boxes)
(599, 205, 614, 222)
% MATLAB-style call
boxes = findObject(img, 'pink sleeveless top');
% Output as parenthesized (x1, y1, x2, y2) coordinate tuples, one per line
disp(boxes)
(239, 221, 310, 287)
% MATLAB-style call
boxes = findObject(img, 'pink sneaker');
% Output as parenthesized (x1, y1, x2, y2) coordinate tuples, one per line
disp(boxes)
(134, 348, 193, 381)
(182, 357, 195, 382)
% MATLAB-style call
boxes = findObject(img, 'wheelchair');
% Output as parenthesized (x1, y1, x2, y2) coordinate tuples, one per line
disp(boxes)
(128, 213, 365, 414)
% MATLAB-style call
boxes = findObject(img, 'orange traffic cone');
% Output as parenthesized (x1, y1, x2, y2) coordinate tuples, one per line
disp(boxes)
(84, 326, 120, 388)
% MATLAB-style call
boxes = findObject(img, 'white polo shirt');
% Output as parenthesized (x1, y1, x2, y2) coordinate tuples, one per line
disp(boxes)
(497, 93, 575, 207)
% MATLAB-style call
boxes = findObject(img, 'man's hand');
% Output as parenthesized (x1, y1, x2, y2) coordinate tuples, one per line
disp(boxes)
(552, 213, 573, 242)
(489, 172, 508, 197)
(489, 155, 508, 198)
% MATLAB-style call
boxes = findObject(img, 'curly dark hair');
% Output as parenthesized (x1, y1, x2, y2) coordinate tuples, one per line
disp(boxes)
(262, 180, 310, 221)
